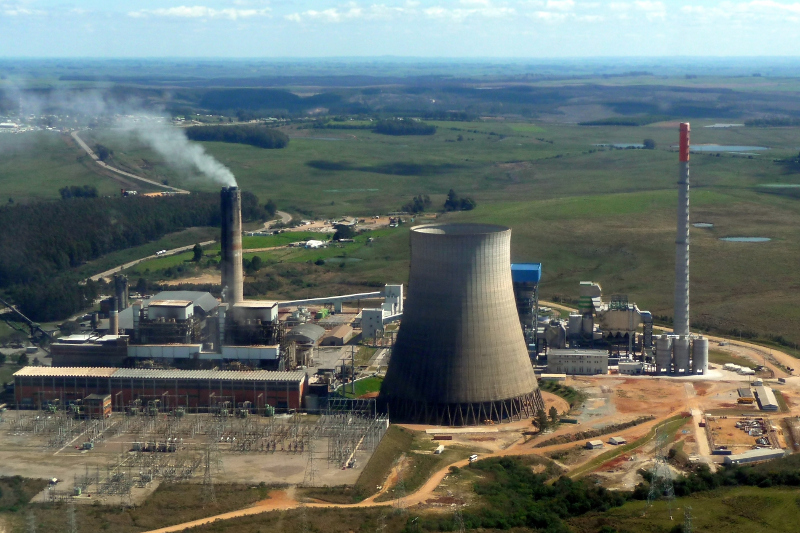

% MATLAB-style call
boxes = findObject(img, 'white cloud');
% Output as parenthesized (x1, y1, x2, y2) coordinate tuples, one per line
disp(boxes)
(285, 3, 414, 22)
(545, 0, 575, 11)
(128, 6, 271, 20)
(423, 4, 515, 20)
(680, 0, 800, 21)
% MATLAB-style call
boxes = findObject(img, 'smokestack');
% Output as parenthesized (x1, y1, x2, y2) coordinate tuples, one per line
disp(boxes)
(220, 187, 244, 304)
(674, 123, 691, 337)
(109, 297, 119, 336)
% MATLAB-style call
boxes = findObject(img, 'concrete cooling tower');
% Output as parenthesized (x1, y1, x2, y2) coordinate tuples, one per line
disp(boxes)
(220, 187, 244, 304)
(379, 223, 544, 426)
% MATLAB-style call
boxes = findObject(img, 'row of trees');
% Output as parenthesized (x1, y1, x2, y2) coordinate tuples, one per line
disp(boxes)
(0, 191, 267, 321)
(185, 125, 289, 149)
(59, 185, 98, 200)
(374, 119, 436, 136)
(400, 190, 477, 214)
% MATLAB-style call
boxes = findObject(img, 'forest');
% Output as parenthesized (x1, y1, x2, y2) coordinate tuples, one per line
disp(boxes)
(185, 125, 289, 149)
(0, 192, 265, 321)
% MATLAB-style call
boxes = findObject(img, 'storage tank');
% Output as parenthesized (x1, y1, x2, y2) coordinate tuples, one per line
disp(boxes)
(582, 315, 594, 336)
(673, 335, 691, 374)
(692, 336, 709, 374)
(380, 223, 544, 425)
(655, 335, 673, 373)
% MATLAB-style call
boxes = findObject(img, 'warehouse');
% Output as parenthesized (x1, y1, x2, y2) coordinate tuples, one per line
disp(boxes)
(754, 386, 779, 411)
(321, 324, 354, 346)
(723, 448, 786, 465)
(14, 366, 306, 411)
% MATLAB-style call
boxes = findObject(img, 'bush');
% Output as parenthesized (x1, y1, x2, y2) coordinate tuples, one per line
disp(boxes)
(185, 125, 289, 149)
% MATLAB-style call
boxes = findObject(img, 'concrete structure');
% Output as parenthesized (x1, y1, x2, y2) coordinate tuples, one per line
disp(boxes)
(83, 394, 112, 419)
(547, 349, 608, 375)
(538, 374, 567, 382)
(14, 367, 306, 411)
(108, 297, 119, 336)
(618, 361, 645, 375)
(511, 263, 541, 350)
(220, 187, 244, 304)
(360, 308, 385, 340)
(754, 386, 779, 411)
(51, 334, 129, 367)
(692, 336, 709, 374)
(380, 223, 544, 425)
(321, 325, 354, 346)
(723, 448, 786, 465)
(285, 323, 326, 346)
(586, 440, 604, 449)
(674, 122, 691, 337)
(655, 335, 673, 373)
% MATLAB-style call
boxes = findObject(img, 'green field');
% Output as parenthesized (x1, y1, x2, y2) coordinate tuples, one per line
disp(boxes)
(5, 111, 800, 346)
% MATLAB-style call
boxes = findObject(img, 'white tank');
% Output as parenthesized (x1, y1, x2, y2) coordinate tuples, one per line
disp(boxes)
(673, 335, 691, 374)
(655, 335, 673, 373)
(692, 336, 709, 374)
(568, 314, 582, 337)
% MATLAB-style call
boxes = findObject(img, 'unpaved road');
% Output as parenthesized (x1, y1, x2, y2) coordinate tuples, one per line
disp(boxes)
(71, 130, 189, 194)
(87, 241, 215, 282)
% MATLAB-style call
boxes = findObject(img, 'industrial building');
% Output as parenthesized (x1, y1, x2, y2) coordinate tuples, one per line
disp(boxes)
(380, 223, 544, 425)
(546, 349, 608, 375)
(511, 263, 541, 351)
(321, 325, 354, 346)
(723, 448, 786, 465)
(754, 386, 779, 411)
(14, 366, 306, 411)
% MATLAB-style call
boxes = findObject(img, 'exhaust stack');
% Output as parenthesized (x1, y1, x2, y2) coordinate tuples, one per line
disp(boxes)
(220, 187, 244, 304)
(674, 123, 691, 337)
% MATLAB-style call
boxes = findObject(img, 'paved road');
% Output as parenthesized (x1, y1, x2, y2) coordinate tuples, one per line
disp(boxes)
(87, 241, 215, 282)
(264, 210, 293, 229)
(71, 130, 189, 194)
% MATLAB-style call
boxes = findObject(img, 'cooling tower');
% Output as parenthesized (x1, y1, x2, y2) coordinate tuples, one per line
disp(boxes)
(220, 187, 244, 304)
(655, 335, 673, 373)
(379, 223, 544, 426)
(692, 336, 709, 374)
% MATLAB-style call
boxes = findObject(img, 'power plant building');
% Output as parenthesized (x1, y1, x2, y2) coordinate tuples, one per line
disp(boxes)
(547, 349, 609, 375)
(380, 223, 544, 425)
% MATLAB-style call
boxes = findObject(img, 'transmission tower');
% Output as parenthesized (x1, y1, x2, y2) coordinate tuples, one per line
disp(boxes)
(26, 510, 36, 533)
(454, 508, 466, 533)
(683, 505, 693, 533)
(68, 500, 77, 533)
(300, 503, 310, 533)
(202, 445, 217, 505)
(644, 430, 675, 519)
(393, 471, 407, 515)
(376, 512, 387, 533)
(303, 439, 317, 487)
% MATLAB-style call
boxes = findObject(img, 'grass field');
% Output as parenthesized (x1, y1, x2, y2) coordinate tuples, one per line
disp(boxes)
(337, 376, 383, 399)
(5, 112, 800, 347)
(708, 349, 757, 370)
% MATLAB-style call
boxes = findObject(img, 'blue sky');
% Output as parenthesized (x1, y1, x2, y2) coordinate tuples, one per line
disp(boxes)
(2, 0, 800, 57)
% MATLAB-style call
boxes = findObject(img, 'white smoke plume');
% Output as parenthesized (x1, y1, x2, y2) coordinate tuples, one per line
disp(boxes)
(3, 82, 237, 187)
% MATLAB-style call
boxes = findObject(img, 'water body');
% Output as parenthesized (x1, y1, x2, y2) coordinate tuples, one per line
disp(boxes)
(324, 257, 363, 264)
(719, 237, 771, 242)
(306, 137, 344, 141)
(704, 124, 744, 128)
(691, 145, 769, 152)
(759, 183, 800, 188)
(693, 223, 714, 228)
(324, 188, 379, 193)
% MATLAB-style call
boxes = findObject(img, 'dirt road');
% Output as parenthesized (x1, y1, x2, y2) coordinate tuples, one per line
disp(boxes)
(87, 241, 215, 282)
(71, 131, 189, 194)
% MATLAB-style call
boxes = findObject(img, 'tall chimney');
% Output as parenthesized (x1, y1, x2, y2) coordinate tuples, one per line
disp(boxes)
(674, 123, 691, 337)
(220, 187, 244, 304)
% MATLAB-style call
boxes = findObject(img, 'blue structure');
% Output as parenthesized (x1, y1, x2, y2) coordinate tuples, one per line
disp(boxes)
(510, 263, 542, 354)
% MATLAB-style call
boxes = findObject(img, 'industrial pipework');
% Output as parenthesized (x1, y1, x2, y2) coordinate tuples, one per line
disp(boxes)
(379, 223, 544, 426)
(220, 187, 244, 304)
(674, 123, 691, 337)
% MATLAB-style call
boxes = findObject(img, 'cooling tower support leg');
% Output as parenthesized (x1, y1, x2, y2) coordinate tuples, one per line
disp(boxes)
(386, 390, 544, 426)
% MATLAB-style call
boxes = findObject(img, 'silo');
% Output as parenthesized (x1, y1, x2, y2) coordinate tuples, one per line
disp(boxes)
(568, 314, 582, 338)
(655, 335, 672, 373)
(692, 336, 709, 374)
(673, 335, 691, 374)
(379, 223, 544, 425)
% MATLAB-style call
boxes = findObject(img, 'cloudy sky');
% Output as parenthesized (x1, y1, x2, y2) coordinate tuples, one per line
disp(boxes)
(1, 0, 799, 57)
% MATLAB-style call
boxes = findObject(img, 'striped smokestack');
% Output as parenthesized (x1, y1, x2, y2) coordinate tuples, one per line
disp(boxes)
(674, 123, 691, 337)
(220, 187, 244, 304)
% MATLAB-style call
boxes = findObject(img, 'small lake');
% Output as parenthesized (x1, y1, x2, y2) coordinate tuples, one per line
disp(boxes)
(693, 223, 714, 228)
(306, 137, 345, 141)
(691, 145, 769, 152)
(324, 257, 363, 264)
(719, 237, 771, 243)
(759, 183, 800, 188)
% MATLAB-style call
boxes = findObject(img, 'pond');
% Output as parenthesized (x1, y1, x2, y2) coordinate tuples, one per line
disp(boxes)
(758, 183, 800, 188)
(594, 143, 645, 149)
(324, 257, 364, 264)
(691, 145, 769, 152)
(693, 223, 714, 228)
(719, 237, 771, 243)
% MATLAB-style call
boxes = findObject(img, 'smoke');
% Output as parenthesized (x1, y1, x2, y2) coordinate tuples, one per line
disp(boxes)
(121, 119, 237, 187)
(3, 81, 237, 187)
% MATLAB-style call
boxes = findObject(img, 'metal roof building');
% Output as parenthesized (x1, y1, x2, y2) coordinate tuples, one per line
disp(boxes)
(380, 223, 544, 426)
(285, 323, 326, 345)
(119, 291, 219, 331)
(754, 386, 779, 411)
(14, 367, 306, 411)
(723, 448, 786, 465)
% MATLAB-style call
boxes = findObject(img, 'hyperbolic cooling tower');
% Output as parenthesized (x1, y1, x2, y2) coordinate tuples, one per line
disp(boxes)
(220, 187, 244, 304)
(379, 223, 545, 425)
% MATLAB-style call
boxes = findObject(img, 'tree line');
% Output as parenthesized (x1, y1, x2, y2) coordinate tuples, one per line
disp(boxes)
(0, 191, 266, 321)
(374, 119, 436, 136)
(185, 125, 289, 149)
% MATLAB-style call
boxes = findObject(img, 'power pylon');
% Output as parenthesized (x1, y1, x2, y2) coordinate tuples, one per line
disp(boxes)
(644, 430, 675, 519)
(202, 445, 217, 505)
